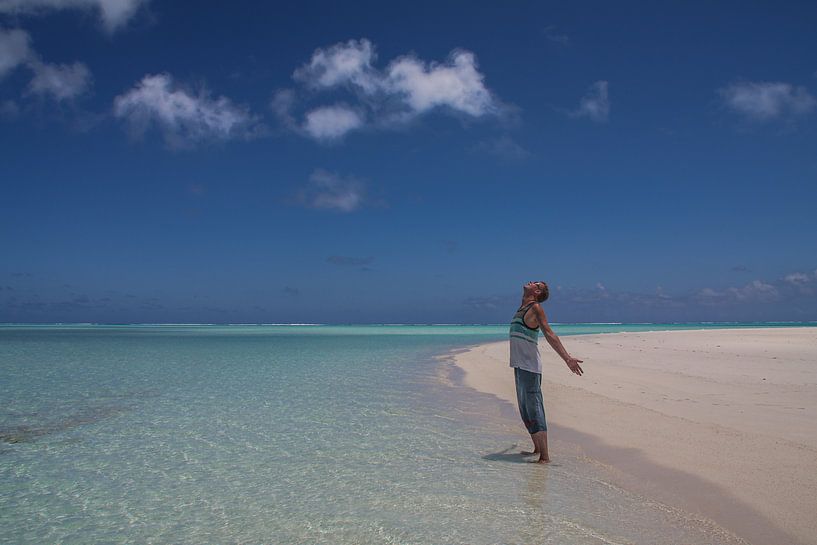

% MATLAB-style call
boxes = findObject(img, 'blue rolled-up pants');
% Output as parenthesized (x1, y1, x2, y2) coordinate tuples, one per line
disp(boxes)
(514, 367, 547, 434)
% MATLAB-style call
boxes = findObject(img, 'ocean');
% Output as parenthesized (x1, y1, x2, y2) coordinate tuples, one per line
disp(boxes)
(1, 323, 809, 544)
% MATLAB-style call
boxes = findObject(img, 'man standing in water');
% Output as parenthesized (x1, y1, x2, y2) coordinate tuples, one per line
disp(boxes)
(510, 281, 583, 463)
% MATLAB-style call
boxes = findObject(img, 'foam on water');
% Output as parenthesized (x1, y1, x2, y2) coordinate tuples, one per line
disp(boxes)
(2, 324, 804, 543)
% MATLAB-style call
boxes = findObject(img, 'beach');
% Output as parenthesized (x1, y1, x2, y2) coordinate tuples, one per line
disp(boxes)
(448, 327, 817, 545)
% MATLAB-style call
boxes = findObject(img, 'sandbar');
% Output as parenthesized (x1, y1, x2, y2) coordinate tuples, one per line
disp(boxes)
(448, 327, 817, 545)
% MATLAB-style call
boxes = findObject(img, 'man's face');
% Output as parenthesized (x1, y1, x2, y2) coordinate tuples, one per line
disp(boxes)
(524, 281, 545, 297)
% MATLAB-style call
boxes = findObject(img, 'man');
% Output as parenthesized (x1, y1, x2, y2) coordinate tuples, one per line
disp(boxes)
(510, 281, 583, 463)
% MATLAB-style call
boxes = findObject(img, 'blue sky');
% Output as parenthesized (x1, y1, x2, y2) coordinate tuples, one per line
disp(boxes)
(1, 0, 816, 324)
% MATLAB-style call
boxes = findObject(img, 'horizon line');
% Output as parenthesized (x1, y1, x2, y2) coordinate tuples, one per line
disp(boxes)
(2, 321, 816, 327)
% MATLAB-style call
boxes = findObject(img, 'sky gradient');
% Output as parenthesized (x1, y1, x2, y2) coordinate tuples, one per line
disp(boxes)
(2, 0, 816, 323)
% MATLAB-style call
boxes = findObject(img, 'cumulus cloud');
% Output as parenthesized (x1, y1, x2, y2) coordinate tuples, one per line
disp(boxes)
(785, 272, 811, 285)
(113, 73, 263, 149)
(1, 27, 92, 103)
(719, 81, 816, 121)
(571, 80, 609, 122)
(285, 38, 502, 141)
(384, 50, 496, 116)
(783, 271, 816, 295)
(27, 59, 91, 100)
(0, 0, 148, 33)
(695, 280, 779, 304)
(732, 280, 779, 301)
(302, 104, 364, 141)
(0, 27, 32, 78)
(294, 38, 378, 93)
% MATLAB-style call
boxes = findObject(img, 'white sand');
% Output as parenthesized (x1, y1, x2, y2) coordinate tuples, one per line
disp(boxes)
(449, 327, 817, 545)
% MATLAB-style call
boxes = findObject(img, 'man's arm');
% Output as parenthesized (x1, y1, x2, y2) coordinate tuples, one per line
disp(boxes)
(533, 304, 584, 376)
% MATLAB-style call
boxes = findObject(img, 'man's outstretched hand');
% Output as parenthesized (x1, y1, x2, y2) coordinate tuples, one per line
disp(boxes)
(566, 356, 584, 376)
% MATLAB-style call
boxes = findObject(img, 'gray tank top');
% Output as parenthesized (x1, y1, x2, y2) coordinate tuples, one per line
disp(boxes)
(509, 302, 541, 374)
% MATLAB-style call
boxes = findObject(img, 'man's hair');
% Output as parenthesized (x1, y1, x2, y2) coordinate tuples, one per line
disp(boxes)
(536, 282, 549, 303)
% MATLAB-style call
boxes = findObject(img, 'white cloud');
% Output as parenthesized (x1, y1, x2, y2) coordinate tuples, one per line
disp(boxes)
(697, 287, 720, 299)
(728, 280, 779, 302)
(1, 28, 91, 102)
(384, 50, 495, 116)
(293, 38, 378, 93)
(719, 81, 816, 121)
(785, 272, 811, 285)
(571, 80, 609, 122)
(113, 73, 262, 149)
(289, 39, 501, 140)
(297, 169, 367, 212)
(302, 104, 363, 141)
(27, 59, 91, 100)
(784, 272, 815, 295)
(696, 280, 780, 304)
(0, 27, 32, 78)
(0, 0, 147, 32)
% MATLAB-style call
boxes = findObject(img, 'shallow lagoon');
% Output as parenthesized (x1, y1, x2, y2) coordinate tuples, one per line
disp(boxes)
(1, 323, 789, 544)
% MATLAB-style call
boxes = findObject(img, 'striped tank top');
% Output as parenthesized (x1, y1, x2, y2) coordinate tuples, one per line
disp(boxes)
(509, 302, 541, 373)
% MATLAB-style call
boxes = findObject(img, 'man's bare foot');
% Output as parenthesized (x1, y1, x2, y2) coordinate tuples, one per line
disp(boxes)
(529, 457, 551, 464)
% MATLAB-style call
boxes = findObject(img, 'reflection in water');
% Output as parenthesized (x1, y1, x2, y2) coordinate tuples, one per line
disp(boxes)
(520, 466, 555, 544)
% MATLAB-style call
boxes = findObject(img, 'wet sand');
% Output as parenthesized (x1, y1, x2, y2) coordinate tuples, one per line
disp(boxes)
(447, 327, 817, 545)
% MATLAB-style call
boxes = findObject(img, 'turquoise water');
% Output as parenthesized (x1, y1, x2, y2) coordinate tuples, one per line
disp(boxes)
(2, 323, 812, 544)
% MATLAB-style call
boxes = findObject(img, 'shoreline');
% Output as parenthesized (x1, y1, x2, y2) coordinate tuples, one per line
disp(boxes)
(444, 327, 817, 545)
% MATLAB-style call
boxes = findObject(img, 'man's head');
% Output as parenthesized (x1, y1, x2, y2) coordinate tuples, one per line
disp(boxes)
(524, 281, 549, 303)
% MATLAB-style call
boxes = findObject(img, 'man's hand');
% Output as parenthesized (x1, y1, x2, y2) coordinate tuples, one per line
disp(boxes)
(565, 356, 584, 376)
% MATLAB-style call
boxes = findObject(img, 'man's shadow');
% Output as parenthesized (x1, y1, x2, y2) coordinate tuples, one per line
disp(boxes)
(482, 444, 535, 464)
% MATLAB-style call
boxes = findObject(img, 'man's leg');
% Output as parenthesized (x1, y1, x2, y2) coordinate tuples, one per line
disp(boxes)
(526, 370, 549, 463)
(516, 368, 549, 459)
(515, 368, 540, 455)
(530, 431, 550, 464)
